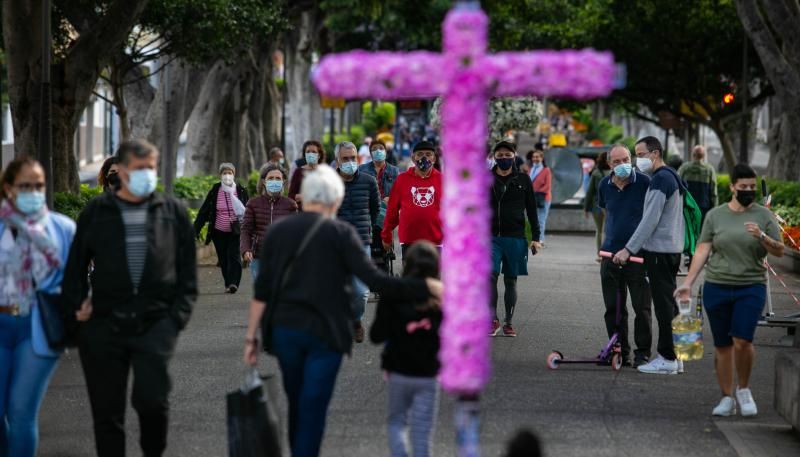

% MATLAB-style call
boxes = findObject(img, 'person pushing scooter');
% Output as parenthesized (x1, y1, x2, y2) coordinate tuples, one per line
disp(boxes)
(597, 144, 653, 368)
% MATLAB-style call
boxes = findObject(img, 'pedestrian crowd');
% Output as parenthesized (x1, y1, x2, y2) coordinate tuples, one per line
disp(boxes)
(0, 132, 784, 457)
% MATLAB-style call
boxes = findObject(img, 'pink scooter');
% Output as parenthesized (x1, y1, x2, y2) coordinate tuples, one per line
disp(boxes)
(547, 251, 644, 371)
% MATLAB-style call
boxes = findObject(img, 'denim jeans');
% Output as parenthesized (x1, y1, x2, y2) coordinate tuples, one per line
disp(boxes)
(537, 201, 551, 243)
(250, 259, 261, 282)
(272, 326, 343, 457)
(0, 314, 59, 457)
(351, 245, 371, 321)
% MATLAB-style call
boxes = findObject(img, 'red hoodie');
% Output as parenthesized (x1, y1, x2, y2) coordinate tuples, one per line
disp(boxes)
(382, 168, 443, 245)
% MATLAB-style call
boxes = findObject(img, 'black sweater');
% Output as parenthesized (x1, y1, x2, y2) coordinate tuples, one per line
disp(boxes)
(255, 212, 429, 354)
(370, 295, 442, 377)
(490, 169, 541, 240)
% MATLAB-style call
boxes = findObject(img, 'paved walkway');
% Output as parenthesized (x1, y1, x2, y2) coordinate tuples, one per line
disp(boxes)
(38, 234, 800, 456)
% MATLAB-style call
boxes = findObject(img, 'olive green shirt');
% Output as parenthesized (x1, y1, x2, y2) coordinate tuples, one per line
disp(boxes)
(699, 204, 781, 285)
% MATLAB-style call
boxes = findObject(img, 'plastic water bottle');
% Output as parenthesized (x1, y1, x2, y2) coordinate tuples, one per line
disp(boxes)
(672, 298, 704, 361)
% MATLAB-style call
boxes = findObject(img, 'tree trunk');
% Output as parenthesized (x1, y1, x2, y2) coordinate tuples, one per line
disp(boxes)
(766, 102, 800, 180)
(261, 42, 283, 158)
(709, 119, 737, 174)
(185, 61, 237, 175)
(284, 9, 323, 162)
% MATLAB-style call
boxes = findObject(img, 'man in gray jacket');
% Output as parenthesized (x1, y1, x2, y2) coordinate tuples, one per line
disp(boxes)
(613, 136, 684, 375)
(336, 141, 380, 343)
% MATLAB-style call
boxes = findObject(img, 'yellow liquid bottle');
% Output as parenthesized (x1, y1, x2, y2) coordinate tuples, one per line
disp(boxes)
(672, 299, 704, 361)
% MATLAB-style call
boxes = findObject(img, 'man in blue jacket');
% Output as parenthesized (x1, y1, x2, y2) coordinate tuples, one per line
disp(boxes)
(359, 140, 400, 270)
(598, 144, 653, 368)
(336, 141, 381, 343)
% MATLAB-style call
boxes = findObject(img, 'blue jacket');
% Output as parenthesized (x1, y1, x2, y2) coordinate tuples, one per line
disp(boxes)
(0, 212, 76, 358)
(337, 171, 380, 245)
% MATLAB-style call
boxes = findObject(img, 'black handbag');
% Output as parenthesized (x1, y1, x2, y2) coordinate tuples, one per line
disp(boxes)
(227, 370, 282, 457)
(36, 290, 67, 349)
(224, 189, 242, 235)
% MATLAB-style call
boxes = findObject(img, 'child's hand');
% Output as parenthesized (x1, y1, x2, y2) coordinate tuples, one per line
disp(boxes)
(425, 278, 442, 304)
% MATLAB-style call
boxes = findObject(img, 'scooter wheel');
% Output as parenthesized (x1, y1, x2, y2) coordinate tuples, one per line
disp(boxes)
(547, 352, 562, 370)
(611, 353, 622, 371)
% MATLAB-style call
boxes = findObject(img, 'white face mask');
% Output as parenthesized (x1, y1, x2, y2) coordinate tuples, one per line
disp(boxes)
(221, 174, 234, 186)
(636, 157, 653, 174)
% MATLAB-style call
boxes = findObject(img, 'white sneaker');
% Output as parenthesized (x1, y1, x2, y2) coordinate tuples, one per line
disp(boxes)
(736, 387, 758, 417)
(637, 355, 678, 375)
(677, 360, 685, 374)
(712, 396, 737, 417)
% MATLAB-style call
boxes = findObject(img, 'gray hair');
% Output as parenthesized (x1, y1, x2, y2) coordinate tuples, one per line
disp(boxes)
(300, 165, 344, 206)
(219, 162, 236, 174)
(334, 141, 357, 158)
(608, 143, 631, 157)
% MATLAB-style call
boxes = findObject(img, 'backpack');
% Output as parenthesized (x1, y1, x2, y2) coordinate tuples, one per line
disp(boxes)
(664, 167, 702, 255)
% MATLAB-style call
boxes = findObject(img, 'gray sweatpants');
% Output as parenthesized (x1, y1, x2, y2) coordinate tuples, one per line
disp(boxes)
(387, 373, 439, 457)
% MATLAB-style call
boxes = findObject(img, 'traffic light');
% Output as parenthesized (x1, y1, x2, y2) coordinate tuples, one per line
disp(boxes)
(723, 92, 735, 104)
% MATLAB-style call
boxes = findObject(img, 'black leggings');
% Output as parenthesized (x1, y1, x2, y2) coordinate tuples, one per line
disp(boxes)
(211, 229, 242, 288)
(491, 274, 518, 324)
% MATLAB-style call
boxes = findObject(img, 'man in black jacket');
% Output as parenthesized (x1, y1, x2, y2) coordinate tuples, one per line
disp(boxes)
(490, 141, 541, 337)
(335, 141, 380, 343)
(61, 139, 197, 457)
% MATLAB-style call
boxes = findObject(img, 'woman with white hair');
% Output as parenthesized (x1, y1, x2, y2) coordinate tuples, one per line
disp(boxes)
(193, 163, 249, 293)
(243, 165, 442, 457)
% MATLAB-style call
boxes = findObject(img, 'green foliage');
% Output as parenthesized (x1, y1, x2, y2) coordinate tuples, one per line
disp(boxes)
(138, 0, 288, 64)
(323, 125, 367, 146)
(54, 185, 104, 220)
(361, 102, 396, 135)
(186, 207, 208, 242)
(173, 175, 219, 200)
(572, 108, 624, 144)
(247, 171, 260, 196)
(773, 205, 800, 227)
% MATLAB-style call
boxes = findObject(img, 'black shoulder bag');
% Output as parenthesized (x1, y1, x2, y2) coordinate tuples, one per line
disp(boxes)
(260, 216, 326, 353)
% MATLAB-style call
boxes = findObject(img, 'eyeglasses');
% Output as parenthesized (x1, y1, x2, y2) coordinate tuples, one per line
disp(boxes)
(14, 182, 46, 192)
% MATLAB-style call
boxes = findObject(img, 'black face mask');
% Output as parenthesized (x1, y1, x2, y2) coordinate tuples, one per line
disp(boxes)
(496, 158, 515, 171)
(735, 189, 756, 207)
(106, 173, 121, 190)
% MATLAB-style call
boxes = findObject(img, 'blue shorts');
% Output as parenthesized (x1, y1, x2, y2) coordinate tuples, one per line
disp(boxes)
(703, 282, 766, 347)
(491, 237, 528, 277)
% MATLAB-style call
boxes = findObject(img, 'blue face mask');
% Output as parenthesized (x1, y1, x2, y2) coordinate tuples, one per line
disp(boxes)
(305, 152, 319, 165)
(372, 149, 387, 161)
(265, 180, 283, 194)
(340, 161, 358, 176)
(415, 157, 433, 171)
(127, 169, 158, 198)
(15, 191, 46, 215)
(613, 163, 632, 179)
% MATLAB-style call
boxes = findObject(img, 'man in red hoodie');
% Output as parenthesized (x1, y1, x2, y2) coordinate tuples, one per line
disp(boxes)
(382, 141, 443, 258)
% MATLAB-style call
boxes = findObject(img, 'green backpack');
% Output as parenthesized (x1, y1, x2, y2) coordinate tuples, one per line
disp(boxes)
(663, 167, 702, 255)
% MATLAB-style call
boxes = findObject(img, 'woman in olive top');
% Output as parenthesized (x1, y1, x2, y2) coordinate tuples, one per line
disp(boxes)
(676, 164, 783, 418)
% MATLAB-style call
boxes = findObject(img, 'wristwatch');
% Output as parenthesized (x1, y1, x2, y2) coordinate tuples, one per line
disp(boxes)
(759, 231, 767, 241)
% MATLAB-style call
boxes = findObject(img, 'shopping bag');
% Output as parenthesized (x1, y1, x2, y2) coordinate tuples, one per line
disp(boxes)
(227, 369, 282, 457)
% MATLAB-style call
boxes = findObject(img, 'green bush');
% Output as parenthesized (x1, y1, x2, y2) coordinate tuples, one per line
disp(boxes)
(773, 205, 800, 227)
(247, 171, 260, 196)
(174, 175, 219, 200)
(323, 124, 367, 148)
(54, 185, 103, 220)
(186, 207, 207, 241)
(362, 101, 396, 135)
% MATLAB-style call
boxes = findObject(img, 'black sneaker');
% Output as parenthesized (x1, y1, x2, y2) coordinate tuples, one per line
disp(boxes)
(227, 285, 238, 294)
(633, 355, 649, 368)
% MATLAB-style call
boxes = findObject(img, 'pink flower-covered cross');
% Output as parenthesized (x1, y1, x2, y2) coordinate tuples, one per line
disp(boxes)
(313, 3, 619, 396)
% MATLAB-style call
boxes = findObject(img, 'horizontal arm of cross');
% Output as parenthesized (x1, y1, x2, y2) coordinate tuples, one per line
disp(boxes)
(484, 50, 619, 99)
(313, 50, 448, 100)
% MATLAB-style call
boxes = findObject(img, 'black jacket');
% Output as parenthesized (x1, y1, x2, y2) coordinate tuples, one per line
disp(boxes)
(490, 169, 541, 240)
(193, 182, 249, 244)
(336, 171, 380, 245)
(370, 295, 442, 377)
(255, 213, 429, 355)
(61, 192, 198, 330)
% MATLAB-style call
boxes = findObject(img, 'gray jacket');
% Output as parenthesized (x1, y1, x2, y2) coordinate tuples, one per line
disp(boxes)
(625, 166, 685, 254)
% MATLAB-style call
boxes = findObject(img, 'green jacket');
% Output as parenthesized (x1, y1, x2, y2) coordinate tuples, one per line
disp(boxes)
(584, 168, 610, 212)
(678, 160, 717, 209)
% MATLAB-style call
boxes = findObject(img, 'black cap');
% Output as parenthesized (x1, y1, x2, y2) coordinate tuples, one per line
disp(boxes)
(413, 141, 436, 153)
(493, 140, 517, 153)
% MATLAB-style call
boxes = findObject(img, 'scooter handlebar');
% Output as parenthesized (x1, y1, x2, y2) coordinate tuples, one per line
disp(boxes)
(599, 250, 644, 264)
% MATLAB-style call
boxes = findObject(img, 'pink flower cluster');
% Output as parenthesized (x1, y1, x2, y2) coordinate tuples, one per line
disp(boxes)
(311, 3, 618, 396)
